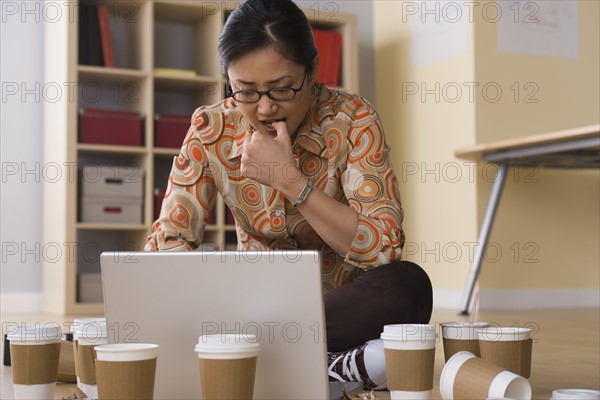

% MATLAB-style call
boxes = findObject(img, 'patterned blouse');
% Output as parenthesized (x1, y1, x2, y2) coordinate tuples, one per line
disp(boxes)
(145, 84, 405, 292)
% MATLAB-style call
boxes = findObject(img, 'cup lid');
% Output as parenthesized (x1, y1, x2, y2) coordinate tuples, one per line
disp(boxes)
(7, 323, 62, 344)
(72, 319, 107, 339)
(380, 324, 437, 341)
(195, 334, 260, 354)
(95, 343, 159, 362)
(551, 389, 600, 399)
(440, 321, 490, 327)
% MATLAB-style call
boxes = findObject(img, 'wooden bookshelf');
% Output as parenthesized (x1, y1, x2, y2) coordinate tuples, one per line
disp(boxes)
(43, 0, 358, 315)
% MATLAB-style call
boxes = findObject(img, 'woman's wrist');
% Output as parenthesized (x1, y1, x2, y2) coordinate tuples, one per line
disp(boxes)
(279, 172, 310, 203)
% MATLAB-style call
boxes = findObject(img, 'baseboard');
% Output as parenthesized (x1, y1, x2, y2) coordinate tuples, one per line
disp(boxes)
(433, 288, 600, 311)
(0, 292, 43, 314)
(478, 288, 600, 310)
(433, 289, 463, 309)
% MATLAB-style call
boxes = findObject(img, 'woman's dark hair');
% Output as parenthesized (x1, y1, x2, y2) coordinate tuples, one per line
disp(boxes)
(218, 0, 318, 76)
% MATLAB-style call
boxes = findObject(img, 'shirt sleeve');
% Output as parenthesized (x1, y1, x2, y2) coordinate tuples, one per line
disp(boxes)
(145, 108, 218, 252)
(340, 101, 405, 269)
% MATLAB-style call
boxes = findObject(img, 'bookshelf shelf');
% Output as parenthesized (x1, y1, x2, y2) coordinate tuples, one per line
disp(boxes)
(77, 223, 149, 231)
(153, 147, 180, 156)
(77, 143, 148, 154)
(78, 65, 147, 78)
(43, 0, 358, 315)
(154, 73, 221, 87)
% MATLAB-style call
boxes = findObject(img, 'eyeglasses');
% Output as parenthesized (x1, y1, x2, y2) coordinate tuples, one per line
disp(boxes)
(227, 69, 308, 103)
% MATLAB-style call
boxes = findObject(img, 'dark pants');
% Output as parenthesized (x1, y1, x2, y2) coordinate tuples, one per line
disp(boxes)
(324, 261, 433, 352)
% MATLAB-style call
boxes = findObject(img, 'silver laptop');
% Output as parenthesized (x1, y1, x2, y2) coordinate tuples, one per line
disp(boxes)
(101, 250, 360, 399)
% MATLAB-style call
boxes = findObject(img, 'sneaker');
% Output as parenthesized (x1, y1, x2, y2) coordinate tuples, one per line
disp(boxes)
(327, 343, 378, 389)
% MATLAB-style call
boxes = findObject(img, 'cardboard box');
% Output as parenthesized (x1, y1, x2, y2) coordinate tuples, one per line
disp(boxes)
(79, 108, 143, 146)
(154, 113, 190, 148)
(81, 196, 143, 224)
(80, 165, 144, 199)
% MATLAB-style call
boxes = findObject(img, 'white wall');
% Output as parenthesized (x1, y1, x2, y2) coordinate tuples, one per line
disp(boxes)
(0, 0, 45, 312)
(0, 1, 376, 313)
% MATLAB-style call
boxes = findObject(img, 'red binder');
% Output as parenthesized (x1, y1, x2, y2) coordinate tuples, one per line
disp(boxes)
(98, 5, 115, 67)
(313, 28, 343, 87)
(79, 108, 142, 146)
(154, 113, 190, 148)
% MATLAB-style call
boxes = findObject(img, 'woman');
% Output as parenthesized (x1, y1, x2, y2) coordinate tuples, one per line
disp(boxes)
(146, 0, 432, 390)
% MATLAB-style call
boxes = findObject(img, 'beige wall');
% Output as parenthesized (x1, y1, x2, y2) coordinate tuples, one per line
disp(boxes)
(374, 2, 478, 299)
(374, 1, 599, 304)
(473, 1, 600, 290)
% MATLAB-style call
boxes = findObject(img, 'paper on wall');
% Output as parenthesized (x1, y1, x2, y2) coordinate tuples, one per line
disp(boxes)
(497, 0, 579, 59)
(410, 0, 470, 68)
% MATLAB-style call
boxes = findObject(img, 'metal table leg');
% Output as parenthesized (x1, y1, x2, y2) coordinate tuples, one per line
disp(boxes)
(459, 163, 509, 315)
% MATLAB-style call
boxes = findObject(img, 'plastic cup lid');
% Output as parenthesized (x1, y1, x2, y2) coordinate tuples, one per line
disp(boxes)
(72, 319, 107, 340)
(440, 321, 490, 328)
(380, 324, 437, 341)
(195, 334, 260, 354)
(551, 389, 600, 399)
(95, 343, 159, 362)
(7, 323, 63, 344)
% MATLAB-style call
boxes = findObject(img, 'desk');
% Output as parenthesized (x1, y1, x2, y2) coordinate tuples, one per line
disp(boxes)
(454, 124, 600, 314)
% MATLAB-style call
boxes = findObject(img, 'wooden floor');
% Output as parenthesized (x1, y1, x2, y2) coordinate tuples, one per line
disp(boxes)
(1, 307, 599, 399)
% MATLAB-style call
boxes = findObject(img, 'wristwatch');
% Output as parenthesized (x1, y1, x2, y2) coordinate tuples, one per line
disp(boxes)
(293, 179, 314, 207)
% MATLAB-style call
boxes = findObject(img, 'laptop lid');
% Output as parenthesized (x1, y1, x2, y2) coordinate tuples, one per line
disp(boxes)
(100, 250, 330, 399)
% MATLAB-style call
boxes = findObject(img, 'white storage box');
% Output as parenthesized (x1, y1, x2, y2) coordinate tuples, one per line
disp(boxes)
(78, 273, 103, 302)
(81, 196, 143, 224)
(80, 165, 144, 198)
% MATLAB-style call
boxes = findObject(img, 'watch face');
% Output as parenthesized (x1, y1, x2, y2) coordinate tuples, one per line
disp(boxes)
(294, 180, 313, 206)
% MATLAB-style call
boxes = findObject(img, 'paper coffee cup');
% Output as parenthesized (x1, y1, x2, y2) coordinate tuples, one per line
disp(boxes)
(440, 351, 531, 400)
(550, 389, 600, 399)
(8, 323, 63, 400)
(72, 318, 107, 398)
(477, 327, 533, 378)
(441, 322, 489, 361)
(381, 324, 437, 400)
(195, 334, 261, 400)
(95, 343, 159, 400)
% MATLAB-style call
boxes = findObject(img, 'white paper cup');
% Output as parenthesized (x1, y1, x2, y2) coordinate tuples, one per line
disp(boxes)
(13, 383, 55, 400)
(440, 351, 531, 400)
(381, 324, 437, 400)
(95, 343, 159, 400)
(195, 334, 260, 400)
(72, 318, 107, 397)
(441, 322, 489, 361)
(550, 389, 600, 399)
(8, 324, 63, 400)
(477, 327, 533, 378)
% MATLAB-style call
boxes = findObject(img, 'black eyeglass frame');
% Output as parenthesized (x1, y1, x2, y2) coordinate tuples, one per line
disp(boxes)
(226, 68, 309, 103)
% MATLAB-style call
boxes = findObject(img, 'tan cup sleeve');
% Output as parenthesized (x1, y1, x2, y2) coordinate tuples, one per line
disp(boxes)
(96, 358, 157, 400)
(11, 342, 61, 385)
(385, 348, 435, 392)
(74, 342, 98, 385)
(453, 357, 505, 400)
(199, 357, 257, 400)
(443, 338, 481, 361)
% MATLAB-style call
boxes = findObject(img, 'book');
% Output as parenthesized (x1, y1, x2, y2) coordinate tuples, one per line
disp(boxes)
(312, 28, 343, 87)
(98, 5, 115, 67)
(78, 2, 103, 66)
